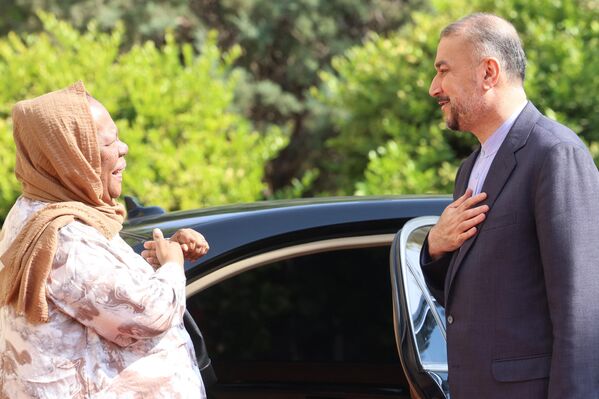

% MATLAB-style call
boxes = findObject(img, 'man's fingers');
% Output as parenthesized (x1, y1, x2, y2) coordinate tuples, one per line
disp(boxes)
(458, 226, 478, 242)
(461, 192, 488, 209)
(459, 212, 486, 232)
(432, 192, 489, 254)
(463, 204, 490, 219)
(452, 188, 473, 207)
(143, 241, 156, 249)
(464, 211, 487, 227)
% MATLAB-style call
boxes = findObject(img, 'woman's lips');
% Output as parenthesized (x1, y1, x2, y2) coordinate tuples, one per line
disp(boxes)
(112, 164, 126, 180)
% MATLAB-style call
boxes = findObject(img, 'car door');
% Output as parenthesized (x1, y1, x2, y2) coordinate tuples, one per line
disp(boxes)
(390, 216, 449, 399)
(186, 235, 412, 399)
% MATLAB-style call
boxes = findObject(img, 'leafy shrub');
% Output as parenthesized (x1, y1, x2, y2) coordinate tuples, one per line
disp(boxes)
(0, 1, 424, 195)
(0, 13, 286, 222)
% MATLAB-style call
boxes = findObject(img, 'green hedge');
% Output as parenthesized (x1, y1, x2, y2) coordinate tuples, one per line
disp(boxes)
(0, 13, 287, 221)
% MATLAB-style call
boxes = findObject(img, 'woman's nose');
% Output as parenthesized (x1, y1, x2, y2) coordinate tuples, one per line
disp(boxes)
(119, 140, 128, 156)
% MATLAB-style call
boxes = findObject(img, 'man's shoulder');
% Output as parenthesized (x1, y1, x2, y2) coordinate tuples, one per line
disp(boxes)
(520, 112, 598, 178)
(525, 111, 586, 154)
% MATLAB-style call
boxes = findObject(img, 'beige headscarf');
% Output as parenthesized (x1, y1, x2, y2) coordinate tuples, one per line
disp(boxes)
(0, 81, 125, 323)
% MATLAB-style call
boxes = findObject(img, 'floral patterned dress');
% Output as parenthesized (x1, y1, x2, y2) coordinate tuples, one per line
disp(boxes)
(0, 197, 206, 398)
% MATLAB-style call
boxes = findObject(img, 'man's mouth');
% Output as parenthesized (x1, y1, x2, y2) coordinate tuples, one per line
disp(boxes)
(437, 97, 450, 109)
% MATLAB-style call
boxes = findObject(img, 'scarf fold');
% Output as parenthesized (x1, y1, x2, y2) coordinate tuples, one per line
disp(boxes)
(0, 81, 125, 323)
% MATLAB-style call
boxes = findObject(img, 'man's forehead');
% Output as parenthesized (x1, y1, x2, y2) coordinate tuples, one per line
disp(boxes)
(434, 35, 473, 66)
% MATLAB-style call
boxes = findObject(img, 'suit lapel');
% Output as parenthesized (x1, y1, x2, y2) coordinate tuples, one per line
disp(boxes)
(446, 102, 541, 296)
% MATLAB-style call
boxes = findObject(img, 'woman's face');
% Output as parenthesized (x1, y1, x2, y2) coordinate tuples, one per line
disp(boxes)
(89, 98, 128, 202)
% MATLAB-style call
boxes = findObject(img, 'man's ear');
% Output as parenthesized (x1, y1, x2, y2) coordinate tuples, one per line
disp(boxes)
(481, 57, 500, 90)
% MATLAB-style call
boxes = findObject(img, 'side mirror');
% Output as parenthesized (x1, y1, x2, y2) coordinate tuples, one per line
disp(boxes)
(390, 216, 449, 399)
(124, 195, 165, 220)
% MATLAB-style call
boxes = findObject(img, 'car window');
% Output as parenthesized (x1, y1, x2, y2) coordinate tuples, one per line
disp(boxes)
(187, 245, 409, 396)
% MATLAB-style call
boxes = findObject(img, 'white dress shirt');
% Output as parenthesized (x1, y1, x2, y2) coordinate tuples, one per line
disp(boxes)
(467, 102, 528, 194)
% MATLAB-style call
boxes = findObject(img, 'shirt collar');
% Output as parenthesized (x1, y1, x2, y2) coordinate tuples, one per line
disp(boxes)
(481, 101, 528, 157)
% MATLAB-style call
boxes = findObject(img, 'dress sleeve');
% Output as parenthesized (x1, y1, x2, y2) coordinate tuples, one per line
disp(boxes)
(47, 224, 187, 347)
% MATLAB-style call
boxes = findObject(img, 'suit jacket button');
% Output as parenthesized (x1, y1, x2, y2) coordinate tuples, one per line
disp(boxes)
(447, 315, 454, 324)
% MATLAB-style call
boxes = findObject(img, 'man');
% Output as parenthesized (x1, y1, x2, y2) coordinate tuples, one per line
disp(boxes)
(420, 13, 599, 398)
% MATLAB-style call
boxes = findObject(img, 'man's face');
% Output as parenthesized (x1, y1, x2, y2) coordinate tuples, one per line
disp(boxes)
(89, 99, 128, 202)
(429, 35, 483, 132)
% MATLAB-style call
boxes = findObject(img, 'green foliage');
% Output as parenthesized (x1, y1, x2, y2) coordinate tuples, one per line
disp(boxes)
(355, 140, 456, 195)
(196, 0, 422, 195)
(0, 0, 194, 45)
(0, 13, 286, 221)
(0, 0, 428, 195)
(317, 0, 599, 196)
(496, 0, 599, 144)
(317, 9, 467, 195)
(0, 118, 18, 218)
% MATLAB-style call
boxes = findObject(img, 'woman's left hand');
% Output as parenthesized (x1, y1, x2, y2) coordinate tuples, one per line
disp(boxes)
(169, 228, 210, 261)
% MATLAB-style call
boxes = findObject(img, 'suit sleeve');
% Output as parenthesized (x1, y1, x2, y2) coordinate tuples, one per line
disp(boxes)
(534, 142, 599, 398)
(420, 235, 452, 306)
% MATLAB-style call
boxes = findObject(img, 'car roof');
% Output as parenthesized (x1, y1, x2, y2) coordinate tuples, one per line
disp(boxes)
(122, 195, 451, 279)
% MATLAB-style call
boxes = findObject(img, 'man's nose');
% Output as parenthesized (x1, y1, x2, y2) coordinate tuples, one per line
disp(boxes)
(429, 75, 441, 98)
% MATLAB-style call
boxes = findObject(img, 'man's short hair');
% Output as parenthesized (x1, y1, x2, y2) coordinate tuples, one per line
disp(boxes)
(442, 13, 527, 83)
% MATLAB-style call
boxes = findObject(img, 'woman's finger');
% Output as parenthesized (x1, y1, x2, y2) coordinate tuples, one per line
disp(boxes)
(153, 228, 164, 241)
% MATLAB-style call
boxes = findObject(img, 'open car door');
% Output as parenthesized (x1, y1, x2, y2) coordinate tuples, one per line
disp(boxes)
(390, 216, 450, 399)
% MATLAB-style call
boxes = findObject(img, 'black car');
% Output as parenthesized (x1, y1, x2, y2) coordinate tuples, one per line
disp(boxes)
(121, 196, 451, 399)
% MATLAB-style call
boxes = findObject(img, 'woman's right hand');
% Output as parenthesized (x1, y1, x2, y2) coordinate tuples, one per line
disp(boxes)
(142, 228, 184, 268)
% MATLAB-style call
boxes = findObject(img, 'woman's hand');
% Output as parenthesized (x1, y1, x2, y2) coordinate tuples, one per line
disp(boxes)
(141, 228, 184, 268)
(142, 228, 209, 268)
(169, 228, 210, 261)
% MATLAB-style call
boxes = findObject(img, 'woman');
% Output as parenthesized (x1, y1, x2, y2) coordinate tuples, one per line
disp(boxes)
(0, 82, 208, 398)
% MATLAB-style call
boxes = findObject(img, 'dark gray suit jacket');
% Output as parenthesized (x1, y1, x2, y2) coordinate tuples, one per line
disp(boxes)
(421, 102, 599, 399)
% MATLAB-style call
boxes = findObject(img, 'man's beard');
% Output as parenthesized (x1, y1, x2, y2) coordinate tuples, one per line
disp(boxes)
(445, 97, 477, 132)
(445, 103, 460, 130)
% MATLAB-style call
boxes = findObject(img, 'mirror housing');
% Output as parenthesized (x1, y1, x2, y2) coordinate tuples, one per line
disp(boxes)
(124, 195, 165, 220)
